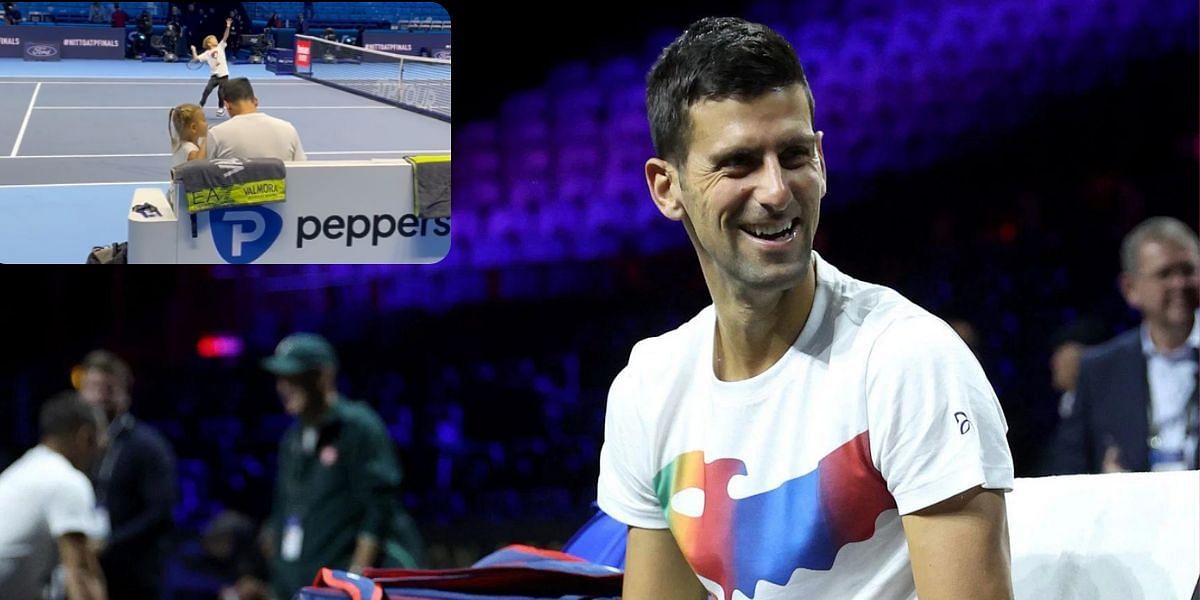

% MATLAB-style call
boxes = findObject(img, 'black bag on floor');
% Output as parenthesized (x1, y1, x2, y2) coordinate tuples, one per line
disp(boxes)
(87, 242, 128, 264)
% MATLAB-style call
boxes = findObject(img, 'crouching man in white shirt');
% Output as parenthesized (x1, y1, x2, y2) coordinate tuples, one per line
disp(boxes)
(0, 392, 108, 600)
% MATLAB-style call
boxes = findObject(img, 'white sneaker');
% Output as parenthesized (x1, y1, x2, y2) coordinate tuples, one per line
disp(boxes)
(216, 108, 225, 117)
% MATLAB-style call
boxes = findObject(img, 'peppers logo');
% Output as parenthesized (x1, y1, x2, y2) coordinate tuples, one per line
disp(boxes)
(210, 207, 282, 264)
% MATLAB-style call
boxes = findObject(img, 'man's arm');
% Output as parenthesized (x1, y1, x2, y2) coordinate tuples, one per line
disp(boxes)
(220, 17, 232, 44)
(346, 416, 402, 571)
(348, 535, 379, 574)
(290, 125, 306, 161)
(623, 527, 707, 600)
(901, 486, 1012, 600)
(58, 532, 107, 600)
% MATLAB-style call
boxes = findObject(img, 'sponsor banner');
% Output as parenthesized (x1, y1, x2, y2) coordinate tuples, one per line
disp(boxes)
(23, 41, 60, 61)
(265, 48, 295, 75)
(295, 39, 311, 70)
(0, 25, 124, 59)
(362, 31, 450, 58)
(185, 178, 287, 213)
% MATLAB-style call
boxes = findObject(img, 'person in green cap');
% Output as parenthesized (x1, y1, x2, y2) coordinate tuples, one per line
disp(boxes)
(259, 332, 423, 599)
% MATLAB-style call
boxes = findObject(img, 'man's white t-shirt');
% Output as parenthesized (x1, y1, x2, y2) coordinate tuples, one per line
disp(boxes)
(206, 112, 306, 161)
(0, 446, 98, 600)
(204, 41, 229, 78)
(597, 252, 1014, 600)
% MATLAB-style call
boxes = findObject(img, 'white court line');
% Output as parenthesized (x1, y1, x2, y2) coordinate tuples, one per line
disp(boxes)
(0, 180, 168, 189)
(33, 105, 394, 110)
(1, 150, 446, 159)
(10, 82, 42, 158)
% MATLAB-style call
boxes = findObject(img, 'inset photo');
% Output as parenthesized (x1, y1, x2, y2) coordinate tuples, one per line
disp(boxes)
(0, 1, 451, 264)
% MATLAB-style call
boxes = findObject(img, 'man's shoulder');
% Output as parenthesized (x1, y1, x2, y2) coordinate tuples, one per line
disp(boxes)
(130, 419, 175, 456)
(818, 256, 933, 337)
(1080, 327, 1141, 369)
(338, 399, 389, 431)
(259, 112, 301, 130)
(18, 451, 91, 497)
(625, 304, 713, 370)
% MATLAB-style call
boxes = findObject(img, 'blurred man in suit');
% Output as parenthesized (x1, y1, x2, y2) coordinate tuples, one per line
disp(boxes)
(77, 350, 178, 600)
(1050, 216, 1199, 473)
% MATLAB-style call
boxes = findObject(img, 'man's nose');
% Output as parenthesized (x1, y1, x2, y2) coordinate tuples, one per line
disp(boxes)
(754, 156, 791, 212)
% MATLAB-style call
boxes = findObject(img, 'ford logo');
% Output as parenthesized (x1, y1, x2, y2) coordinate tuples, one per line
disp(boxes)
(26, 44, 58, 57)
(434, 50, 450, 60)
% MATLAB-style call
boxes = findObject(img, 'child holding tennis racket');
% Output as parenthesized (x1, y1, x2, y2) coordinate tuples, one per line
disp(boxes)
(190, 17, 233, 117)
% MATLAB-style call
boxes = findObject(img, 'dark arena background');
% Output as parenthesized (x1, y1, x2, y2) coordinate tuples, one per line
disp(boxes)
(1, 0, 1198, 598)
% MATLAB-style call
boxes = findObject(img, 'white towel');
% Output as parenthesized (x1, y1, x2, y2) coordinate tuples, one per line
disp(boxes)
(1008, 471, 1199, 599)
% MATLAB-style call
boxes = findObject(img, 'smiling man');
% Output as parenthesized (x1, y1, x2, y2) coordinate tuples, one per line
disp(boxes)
(597, 17, 1015, 600)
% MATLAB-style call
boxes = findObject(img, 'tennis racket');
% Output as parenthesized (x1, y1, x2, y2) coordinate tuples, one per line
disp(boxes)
(187, 45, 205, 70)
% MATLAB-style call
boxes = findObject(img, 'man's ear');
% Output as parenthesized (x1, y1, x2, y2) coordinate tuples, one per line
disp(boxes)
(646, 157, 685, 221)
(1118, 271, 1139, 311)
(816, 130, 827, 197)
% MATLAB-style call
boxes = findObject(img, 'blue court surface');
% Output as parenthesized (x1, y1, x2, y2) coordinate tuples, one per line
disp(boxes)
(0, 59, 450, 263)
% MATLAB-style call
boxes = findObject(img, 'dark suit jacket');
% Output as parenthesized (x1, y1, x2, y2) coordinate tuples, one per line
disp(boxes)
(1050, 328, 1198, 474)
(95, 415, 178, 591)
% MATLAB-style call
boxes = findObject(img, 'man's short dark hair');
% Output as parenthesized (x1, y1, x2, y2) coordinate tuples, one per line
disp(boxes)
(646, 17, 814, 167)
(40, 391, 101, 438)
(80, 349, 133, 389)
(223, 77, 256, 104)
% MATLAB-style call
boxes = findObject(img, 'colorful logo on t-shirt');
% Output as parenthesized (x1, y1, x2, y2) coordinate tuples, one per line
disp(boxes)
(653, 432, 895, 600)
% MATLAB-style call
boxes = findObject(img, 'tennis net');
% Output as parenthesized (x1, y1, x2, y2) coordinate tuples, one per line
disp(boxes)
(293, 34, 450, 121)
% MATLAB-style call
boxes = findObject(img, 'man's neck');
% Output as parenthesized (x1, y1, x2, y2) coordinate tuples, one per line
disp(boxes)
(40, 438, 78, 470)
(709, 262, 816, 381)
(300, 391, 338, 425)
(1146, 318, 1195, 354)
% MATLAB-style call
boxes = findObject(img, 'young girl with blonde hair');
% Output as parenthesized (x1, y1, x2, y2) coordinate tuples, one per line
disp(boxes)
(169, 103, 208, 167)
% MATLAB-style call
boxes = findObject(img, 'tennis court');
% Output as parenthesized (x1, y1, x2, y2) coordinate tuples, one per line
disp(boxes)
(0, 58, 450, 263)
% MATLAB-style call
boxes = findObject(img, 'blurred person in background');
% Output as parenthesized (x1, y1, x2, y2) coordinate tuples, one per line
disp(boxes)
(134, 9, 153, 57)
(1050, 216, 1200, 473)
(77, 350, 178, 600)
(109, 3, 127, 28)
(1047, 317, 1109, 427)
(181, 2, 200, 48)
(1033, 316, 1108, 474)
(0, 392, 108, 600)
(4, 2, 22, 25)
(259, 333, 423, 599)
(88, 2, 106, 24)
